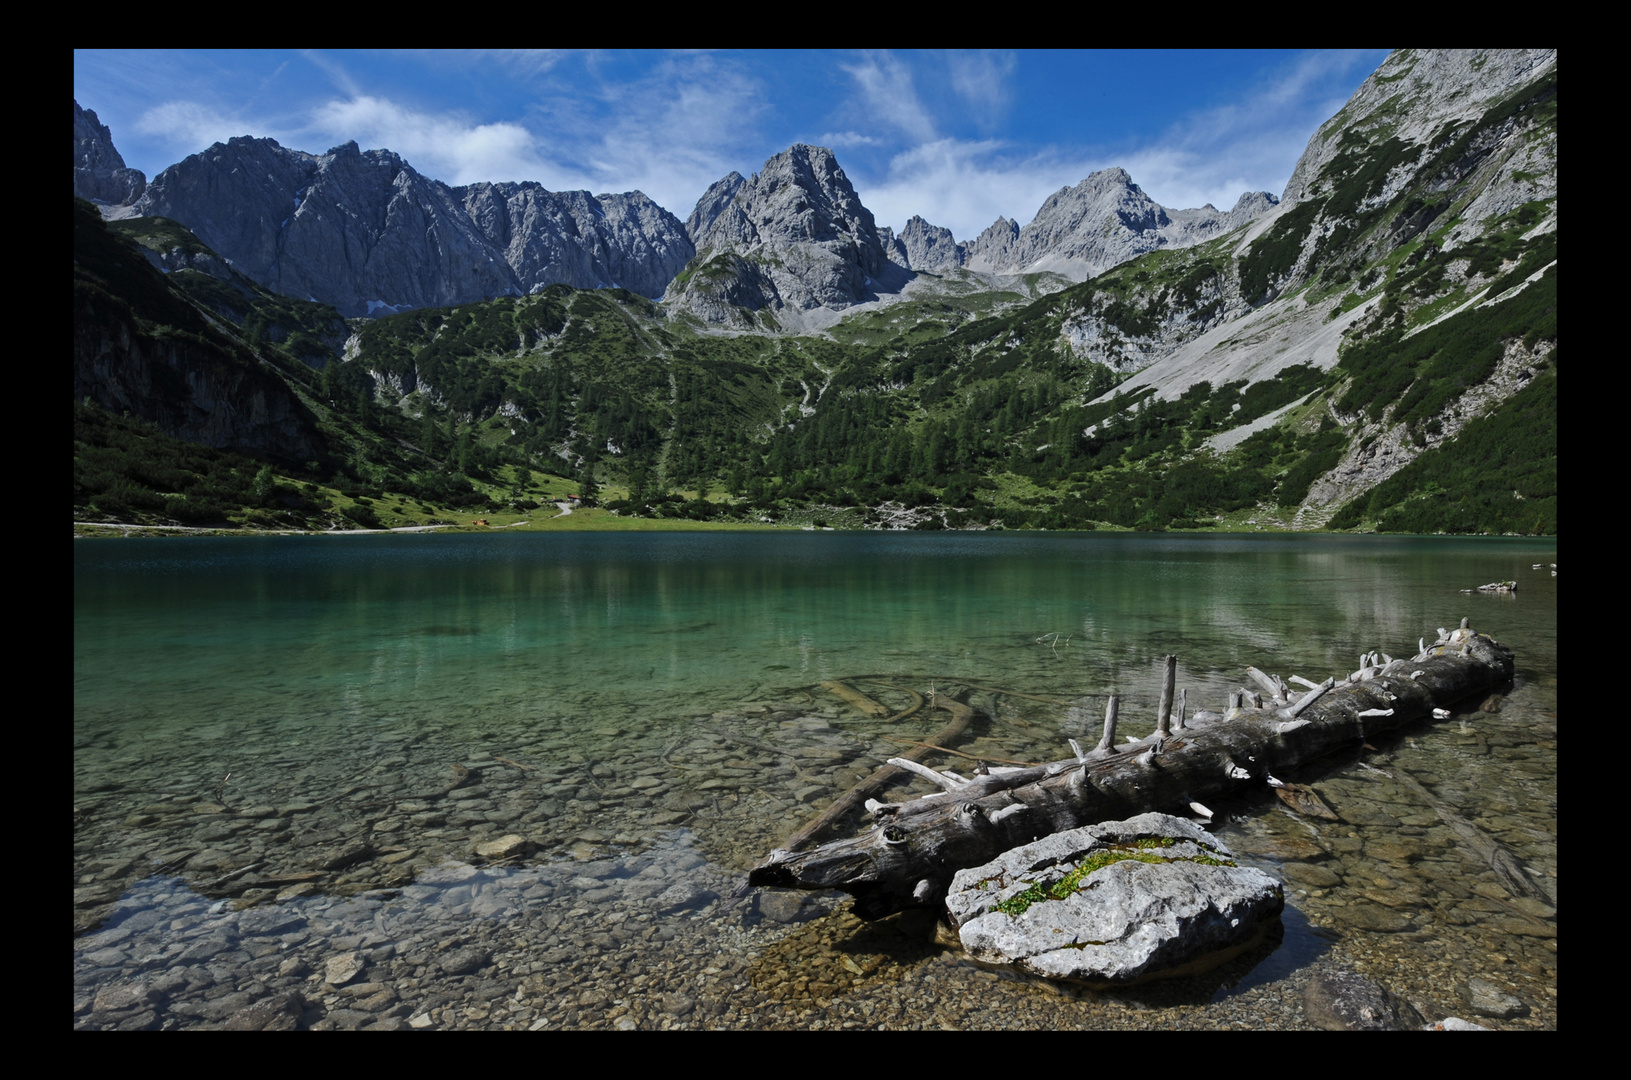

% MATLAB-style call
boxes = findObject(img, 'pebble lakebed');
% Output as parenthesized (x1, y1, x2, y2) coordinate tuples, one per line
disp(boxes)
(75, 683, 1557, 1030)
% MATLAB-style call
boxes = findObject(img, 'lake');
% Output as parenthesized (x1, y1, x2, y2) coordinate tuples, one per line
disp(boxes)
(74, 531, 1557, 1029)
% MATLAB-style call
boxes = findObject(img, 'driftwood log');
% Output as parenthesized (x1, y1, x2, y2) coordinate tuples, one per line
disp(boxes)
(749, 621, 1515, 919)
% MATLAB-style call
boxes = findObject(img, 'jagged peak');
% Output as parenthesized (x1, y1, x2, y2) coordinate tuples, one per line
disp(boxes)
(1083, 165, 1135, 187)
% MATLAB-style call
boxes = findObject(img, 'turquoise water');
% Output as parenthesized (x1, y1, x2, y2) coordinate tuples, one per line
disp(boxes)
(74, 531, 1558, 723)
(74, 532, 1558, 1028)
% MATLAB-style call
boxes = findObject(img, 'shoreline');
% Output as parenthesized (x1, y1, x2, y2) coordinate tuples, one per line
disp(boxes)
(73, 520, 1559, 540)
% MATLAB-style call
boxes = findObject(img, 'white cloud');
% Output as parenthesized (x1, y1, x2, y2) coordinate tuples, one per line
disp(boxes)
(946, 50, 1016, 132)
(838, 53, 937, 144)
(529, 54, 774, 213)
(812, 131, 885, 150)
(108, 49, 1382, 242)
(134, 101, 246, 157)
(309, 96, 545, 185)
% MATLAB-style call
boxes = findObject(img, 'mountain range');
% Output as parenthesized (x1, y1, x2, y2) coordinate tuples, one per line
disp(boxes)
(73, 48, 1557, 536)
(76, 101, 1278, 326)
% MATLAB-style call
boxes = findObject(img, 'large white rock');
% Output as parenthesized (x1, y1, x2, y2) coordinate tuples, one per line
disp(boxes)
(944, 812, 1283, 984)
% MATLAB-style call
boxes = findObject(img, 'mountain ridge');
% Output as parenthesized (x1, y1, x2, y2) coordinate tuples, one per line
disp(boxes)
(72, 49, 1557, 538)
(112, 127, 695, 318)
(79, 102, 1278, 327)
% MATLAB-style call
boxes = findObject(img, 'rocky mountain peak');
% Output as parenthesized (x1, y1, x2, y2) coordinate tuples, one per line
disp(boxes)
(667, 144, 905, 327)
(685, 171, 746, 242)
(899, 215, 963, 272)
(74, 100, 146, 206)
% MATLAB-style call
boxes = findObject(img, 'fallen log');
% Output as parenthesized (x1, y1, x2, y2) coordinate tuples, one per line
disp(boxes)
(748, 621, 1515, 919)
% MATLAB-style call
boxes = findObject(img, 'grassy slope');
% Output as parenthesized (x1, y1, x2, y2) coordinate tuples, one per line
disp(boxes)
(74, 61, 1557, 536)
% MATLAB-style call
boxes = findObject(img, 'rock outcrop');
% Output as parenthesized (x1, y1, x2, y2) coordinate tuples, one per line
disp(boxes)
(665, 144, 909, 327)
(898, 215, 963, 272)
(74, 101, 146, 207)
(126, 136, 693, 317)
(1281, 49, 1558, 211)
(943, 813, 1283, 984)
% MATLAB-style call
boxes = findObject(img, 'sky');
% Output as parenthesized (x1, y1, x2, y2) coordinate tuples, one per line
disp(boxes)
(74, 49, 1389, 242)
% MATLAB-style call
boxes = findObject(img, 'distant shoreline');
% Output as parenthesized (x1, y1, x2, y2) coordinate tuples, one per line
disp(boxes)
(73, 520, 1559, 540)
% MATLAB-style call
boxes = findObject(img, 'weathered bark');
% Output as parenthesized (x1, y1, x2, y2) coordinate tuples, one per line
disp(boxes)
(749, 624, 1515, 919)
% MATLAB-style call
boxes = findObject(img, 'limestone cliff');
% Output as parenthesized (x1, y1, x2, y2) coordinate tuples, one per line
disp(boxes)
(74, 101, 146, 207)
(664, 144, 909, 328)
(128, 137, 693, 317)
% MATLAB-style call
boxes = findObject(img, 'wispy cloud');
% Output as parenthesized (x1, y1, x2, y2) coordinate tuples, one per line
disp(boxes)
(812, 131, 885, 149)
(1112, 50, 1378, 210)
(946, 50, 1016, 132)
(838, 53, 938, 144)
(298, 49, 363, 99)
(309, 96, 545, 185)
(134, 101, 246, 155)
(526, 53, 773, 210)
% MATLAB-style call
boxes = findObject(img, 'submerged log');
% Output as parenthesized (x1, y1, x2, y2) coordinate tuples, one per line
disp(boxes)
(749, 623, 1514, 919)
(778, 690, 977, 854)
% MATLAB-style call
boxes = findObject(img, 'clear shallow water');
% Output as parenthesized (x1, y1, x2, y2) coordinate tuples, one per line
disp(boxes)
(74, 533, 1557, 1029)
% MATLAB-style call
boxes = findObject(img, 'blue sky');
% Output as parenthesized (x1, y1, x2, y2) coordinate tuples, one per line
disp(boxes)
(74, 49, 1388, 241)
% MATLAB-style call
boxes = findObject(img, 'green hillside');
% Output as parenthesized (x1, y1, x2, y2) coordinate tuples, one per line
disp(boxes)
(71, 57, 1557, 536)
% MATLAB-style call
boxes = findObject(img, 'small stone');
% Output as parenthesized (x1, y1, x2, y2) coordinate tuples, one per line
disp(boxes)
(1305, 970, 1425, 1030)
(237, 907, 305, 936)
(755, 890, 818, 924)
(1463, 977, 1529, 1019)
(224, 991, 303, 1031)
(418, 860, 481, 885)
(93, 982, 163, 1014)
(654, 882, 716, 913)
(324, 952, 365, 986)
(317, 840, 374, 871)
(474, 834, 533, 860)
(1339, 903, 1414, 933)
(438, 947, 491, 976)
(1281, 862, 1343, 888)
